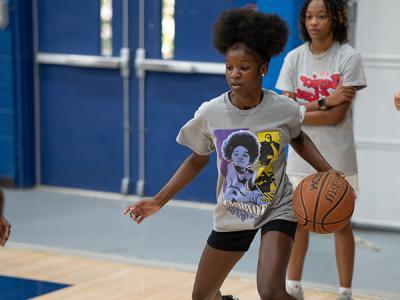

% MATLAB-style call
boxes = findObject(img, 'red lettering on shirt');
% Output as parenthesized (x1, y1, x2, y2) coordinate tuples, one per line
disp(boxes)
(296, 73, 340, 102)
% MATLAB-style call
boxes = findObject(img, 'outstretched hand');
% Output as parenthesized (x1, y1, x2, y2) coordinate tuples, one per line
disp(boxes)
(123, 199, 162, 224)
(0, 216, 10, 246)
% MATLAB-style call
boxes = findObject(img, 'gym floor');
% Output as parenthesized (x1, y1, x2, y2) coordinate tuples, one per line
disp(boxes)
(1, 187, 399, 299)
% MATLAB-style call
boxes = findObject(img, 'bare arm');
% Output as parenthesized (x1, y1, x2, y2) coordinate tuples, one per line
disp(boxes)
(0, 190, 10, 246)
(152, 152, 210, 207)
(290, 131, 332, 172)
(303, 102, 350, 126)
(283, 84, 355, 125)
(124, 152, 210, 223)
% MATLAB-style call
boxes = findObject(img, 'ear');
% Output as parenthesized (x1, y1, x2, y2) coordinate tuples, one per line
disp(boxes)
(260, 63, 269, 77)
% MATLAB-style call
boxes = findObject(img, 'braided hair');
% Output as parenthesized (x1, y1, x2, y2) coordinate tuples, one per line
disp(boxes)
(300, 0, 349, 44)
(213, 8, 288, 63)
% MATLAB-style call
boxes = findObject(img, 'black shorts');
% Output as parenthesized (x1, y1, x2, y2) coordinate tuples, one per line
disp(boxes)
(207, 219, 297, 252)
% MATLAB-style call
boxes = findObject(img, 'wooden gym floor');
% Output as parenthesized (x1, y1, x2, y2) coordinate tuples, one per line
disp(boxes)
(0, 246, 387, 300)
(2, 188, 399, 299)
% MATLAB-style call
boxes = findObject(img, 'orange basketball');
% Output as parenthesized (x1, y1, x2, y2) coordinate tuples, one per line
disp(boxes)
(292, 171, 356, 234)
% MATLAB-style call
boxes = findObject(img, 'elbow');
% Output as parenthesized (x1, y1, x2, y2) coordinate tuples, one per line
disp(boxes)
(327, 113, 346, 125)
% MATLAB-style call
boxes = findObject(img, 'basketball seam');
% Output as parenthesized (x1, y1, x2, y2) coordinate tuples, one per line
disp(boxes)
(321, 181, 353, 231)
(317, 212, 353, 225)
(298, 180, 308, 226)
(313, 172, 329, 232)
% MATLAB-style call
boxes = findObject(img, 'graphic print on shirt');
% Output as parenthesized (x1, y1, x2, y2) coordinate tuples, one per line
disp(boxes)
(296, 72, 340, 102)
(256, 130, 280, 201)
(214, 129, 281, 221)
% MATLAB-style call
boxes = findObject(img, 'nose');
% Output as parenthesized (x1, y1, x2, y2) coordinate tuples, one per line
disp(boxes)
(230, 67, 240, 79)
(310, 16, 318, 25)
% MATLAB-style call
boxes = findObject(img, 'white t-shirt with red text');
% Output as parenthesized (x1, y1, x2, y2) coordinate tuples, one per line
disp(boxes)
(276, 42, 367, 176)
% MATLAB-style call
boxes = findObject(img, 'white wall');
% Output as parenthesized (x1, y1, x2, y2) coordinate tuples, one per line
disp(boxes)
(352, 0, 400, 229)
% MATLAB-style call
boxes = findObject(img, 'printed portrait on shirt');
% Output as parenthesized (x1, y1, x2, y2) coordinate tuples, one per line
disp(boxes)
(214, 129, 281, 221)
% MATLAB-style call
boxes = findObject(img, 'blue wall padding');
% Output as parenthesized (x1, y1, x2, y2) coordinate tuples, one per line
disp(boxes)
(39, 66, 124, 192)
(38, 0, 101, 55)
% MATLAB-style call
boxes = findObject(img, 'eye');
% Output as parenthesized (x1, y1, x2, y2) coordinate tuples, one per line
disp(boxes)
(225, 65, 233, 71)
(240, 65, 250, 71)
(305, 15, 312, 20)
(319, 14, 327, 20)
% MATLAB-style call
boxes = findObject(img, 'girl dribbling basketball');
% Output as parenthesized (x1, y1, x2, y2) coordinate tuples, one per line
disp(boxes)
(125, 8, 337, 300)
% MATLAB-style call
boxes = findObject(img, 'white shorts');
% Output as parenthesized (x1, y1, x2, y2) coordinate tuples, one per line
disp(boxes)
(289, 174, 359, 195)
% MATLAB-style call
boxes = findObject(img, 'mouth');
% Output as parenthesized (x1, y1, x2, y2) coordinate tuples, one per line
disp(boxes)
(230, 82, 242, 89)
(308, 29, 320, 34)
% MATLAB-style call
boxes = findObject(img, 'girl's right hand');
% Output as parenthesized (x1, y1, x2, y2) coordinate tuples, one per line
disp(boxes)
(327, 83, 356, 107)
(123, 199, 162, 224)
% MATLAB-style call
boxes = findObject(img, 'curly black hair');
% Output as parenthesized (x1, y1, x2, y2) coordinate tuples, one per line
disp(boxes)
(300, 0, 349, 44)
(222, 131, 260, 164)
(213, 8, 289, 63)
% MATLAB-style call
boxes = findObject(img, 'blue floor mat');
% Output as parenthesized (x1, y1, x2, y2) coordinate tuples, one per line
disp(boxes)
(0, 275, 70, 300)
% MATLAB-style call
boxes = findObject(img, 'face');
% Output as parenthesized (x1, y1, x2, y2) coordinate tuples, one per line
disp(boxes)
(231, 145, 251, 168)
(305, 0, 333, 42)
(225, 44, 267, 97)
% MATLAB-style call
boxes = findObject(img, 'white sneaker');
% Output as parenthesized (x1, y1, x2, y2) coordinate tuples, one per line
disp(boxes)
(337, 293, 353, 300)
(286, 285, 304, 300)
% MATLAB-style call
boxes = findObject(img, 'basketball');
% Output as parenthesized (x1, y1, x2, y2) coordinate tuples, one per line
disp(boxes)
(292, 171, 356, 234)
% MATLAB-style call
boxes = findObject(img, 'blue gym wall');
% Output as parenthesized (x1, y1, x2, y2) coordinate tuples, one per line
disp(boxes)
(0, 0, 35, 187)
(1, 1, 303, 200)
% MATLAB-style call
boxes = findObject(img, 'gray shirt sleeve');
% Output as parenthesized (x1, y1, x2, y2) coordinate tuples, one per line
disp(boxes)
(176, 102, 215, 155)
(340, 53, 367, 89)
(275, 52, 296, 93)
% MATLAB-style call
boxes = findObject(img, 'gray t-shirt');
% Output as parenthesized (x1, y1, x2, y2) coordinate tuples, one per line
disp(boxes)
(276, 42, 367, 176)
(177, 90, 301, 232)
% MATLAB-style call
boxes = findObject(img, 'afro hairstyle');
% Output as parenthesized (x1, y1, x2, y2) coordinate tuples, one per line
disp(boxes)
(213, 8, 289, 63)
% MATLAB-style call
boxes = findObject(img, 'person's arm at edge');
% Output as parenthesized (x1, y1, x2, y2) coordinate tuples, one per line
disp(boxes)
(0, 189, 3, 217)
(0, 189, 11, 246)
(394, 92, 400, 111)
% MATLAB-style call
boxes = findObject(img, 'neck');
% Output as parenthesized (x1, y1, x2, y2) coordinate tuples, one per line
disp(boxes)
(229, 89, 263, 110)
(310, 36, 335, 54)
